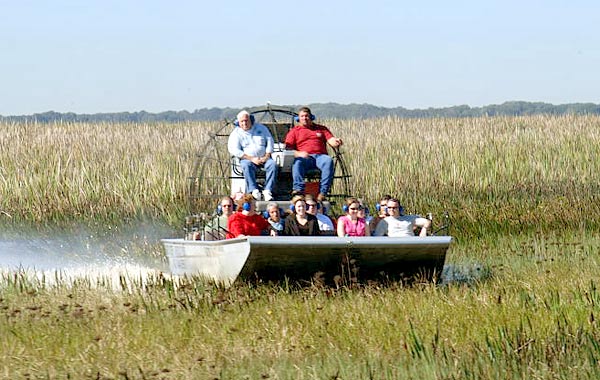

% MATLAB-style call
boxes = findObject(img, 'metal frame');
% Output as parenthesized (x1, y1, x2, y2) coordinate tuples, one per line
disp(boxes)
(187, 104, 352, 215)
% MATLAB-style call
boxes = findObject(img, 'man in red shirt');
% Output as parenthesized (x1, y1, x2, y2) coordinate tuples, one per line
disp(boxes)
(284, 107, 343, 201)
(227, 194, 274, 238)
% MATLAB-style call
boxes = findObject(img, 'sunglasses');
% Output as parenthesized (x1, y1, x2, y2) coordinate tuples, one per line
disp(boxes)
(387, 206, 399, 210)
(306, 203, 317, 208)
(221, 204, 232, 207)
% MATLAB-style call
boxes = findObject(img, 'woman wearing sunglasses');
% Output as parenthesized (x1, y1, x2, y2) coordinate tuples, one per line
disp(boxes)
(283, 195, 321, 236)
(337, 197, 370, 237)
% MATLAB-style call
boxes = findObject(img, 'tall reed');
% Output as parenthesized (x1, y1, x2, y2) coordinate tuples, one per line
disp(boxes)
(1, 115, 598, 237)
(328, 114, 600, 236)
(0, 120, 216, 225)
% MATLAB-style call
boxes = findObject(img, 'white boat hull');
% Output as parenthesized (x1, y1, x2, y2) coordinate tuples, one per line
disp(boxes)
(162, 236, 452, 285)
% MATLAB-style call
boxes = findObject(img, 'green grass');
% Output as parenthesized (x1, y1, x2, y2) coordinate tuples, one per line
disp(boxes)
(2, 233, 600, 379)
(2, 116, 600, 378)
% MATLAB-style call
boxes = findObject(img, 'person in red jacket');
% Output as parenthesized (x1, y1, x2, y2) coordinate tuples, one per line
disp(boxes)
(227, 194, 274, 238)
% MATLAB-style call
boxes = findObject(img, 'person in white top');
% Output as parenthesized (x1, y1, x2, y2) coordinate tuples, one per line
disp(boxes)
(305, 194, 335, 233)
(374, 198, 431, 237)
(227, 110, 277, 201)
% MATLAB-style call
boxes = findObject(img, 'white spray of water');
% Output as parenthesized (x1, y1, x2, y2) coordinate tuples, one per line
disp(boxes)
(0, 222, 176, 290)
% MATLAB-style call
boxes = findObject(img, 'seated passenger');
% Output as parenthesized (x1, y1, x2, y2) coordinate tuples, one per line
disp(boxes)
(227, 194, 275, 238)
(337, 197, 370, 237)
(284, 195, 320, 236)
(227, 110, 277, 201)
(357, 199, 373, 226)
(318, 200, 337, 229)
(369, 194, 392, 233)
(373, 198, 431, 237)
(265, 202, 285, 236)
(203, 196, 235, 240)
(304, 194, 335, 233)
(284, 106, 342, 201)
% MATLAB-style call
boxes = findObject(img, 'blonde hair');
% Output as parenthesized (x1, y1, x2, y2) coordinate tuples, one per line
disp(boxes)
(290, 194, 306, 213)
(290, 194, 305, 205)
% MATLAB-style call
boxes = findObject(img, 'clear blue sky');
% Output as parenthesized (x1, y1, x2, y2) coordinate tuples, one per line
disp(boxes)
(1, 0, 598, 115)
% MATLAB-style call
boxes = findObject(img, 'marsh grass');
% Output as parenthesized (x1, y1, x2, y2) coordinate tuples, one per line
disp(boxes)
(327, 114, 600, 236)
(0, 120, 217, 226)
(2, 234, 600, 379)
(2, 116, 600, 378)
(2, 115, 599, 237)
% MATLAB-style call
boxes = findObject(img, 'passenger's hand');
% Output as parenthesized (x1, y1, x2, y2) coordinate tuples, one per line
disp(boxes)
(250, 157, 261, 165)
(295, 151, 309, 158)
(328, 137, 342, 147)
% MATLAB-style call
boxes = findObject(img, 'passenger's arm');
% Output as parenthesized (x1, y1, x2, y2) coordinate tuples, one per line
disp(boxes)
(240, 153, 262, 165)
(364, 222, 371, 237)
(313, 218, 321, 236)
(337, 217, 346, 237)
(294, 150, 309, 158)
(260, 217, 274, 236)
(285, 130, 309, 158)
(415, 217, 431, 237)
(227, 133, 243, 158)
(284, 130, 296, 151)
(261, 128, 275, 164)
(258, 151, 271, 164)
(265, 129, 274, 154)
(283, 217, 292, 236)
(373, 220, 387, 236)
(227, 215, 245, 238)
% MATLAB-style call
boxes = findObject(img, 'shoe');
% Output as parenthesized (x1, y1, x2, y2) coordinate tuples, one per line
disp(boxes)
(263, 190, 273, 202)
(317, 193, 327, 202)
(251, 189, 261, 200)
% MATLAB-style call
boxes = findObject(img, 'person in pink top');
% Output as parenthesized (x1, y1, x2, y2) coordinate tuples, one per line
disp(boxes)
(284, 106, 343, 201)
(337, 197, 370, 237)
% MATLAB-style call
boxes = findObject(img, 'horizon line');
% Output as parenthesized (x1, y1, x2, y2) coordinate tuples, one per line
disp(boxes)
(2, 100, 600, 118)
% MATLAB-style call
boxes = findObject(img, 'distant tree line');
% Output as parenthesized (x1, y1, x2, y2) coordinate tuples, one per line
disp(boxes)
(2, 101, 600, 123)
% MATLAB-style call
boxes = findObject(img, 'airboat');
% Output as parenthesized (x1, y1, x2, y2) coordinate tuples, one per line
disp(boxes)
(161, 104, 452, 285)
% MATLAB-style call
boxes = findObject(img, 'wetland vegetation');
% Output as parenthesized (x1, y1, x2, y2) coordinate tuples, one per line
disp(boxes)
(1, 115, 599, 379)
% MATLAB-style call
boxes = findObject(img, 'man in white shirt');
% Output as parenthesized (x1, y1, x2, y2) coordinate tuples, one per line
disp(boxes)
(227, 110, 277, 201)
(374, 198, 430, 237)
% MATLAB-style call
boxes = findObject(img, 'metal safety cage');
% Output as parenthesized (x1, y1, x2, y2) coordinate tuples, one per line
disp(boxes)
(186, 104, 352, 215)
